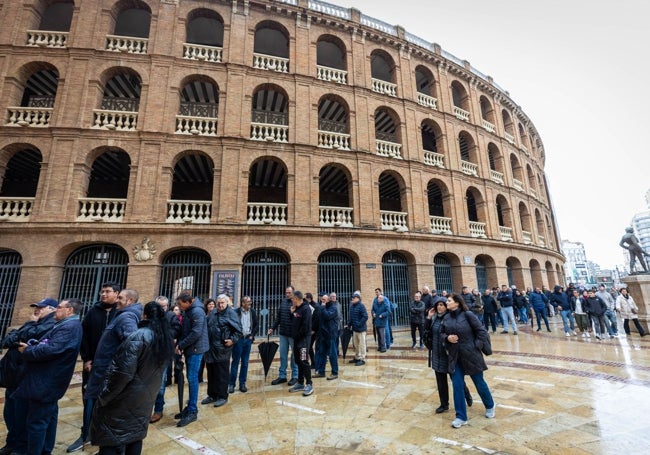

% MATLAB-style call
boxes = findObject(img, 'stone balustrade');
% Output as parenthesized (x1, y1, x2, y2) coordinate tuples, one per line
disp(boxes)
(317, 130, 350, 150)
(522, 230, 533, 244)
(460, 160, 478, 177)
(482, 119, 496, 133)
(0, 198, 33, 222)
(380, 210, 408, 231)
(417, 93, 438, 110)
(319, 206, 353, 227)
(105, 35, 148, 54)
(247, 203, 287, 225)
(504, 132, 515, 144)
(513, 178, 524, 191)
(92, 110, 138, 131)
(423, 151, 445, 168)
(537, 235, 546, 247)
(166, 200, 211, 224)
(453, 106, 470, 122)
(500, 226, 513, 242)
(316, 65, 348, 84)
(253, 53, 289, 73)
(469, 221, 487, 238)
(531, 189, 538, 199)
(490, 169, 504, 184)
(521, 144, 529, 155)
(376, 140, 402, 159)
(77, 198, 126, 222)
(371, 78, 397, 97)
(250, 122, 289, 142)
(429, 216, 452, 234)
(183, 43, 222, 63)
(26, 30, 68, 48)
(175, 115, 218, 136)
(6, 107, 52, 127)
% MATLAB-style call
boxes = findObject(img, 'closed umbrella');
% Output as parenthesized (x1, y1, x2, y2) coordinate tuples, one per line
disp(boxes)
(173, 356, 185, 413)
(340, 327, 353, 359)
(258, 335, 279, 380)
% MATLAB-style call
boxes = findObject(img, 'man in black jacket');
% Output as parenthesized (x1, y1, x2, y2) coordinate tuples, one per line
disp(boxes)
(288, 291, 313, 396)
(229, 296, 258, 393)
(267, 286, 299, 386)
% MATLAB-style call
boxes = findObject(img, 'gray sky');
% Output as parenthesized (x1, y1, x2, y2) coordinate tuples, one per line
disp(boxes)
(326, 0, 650, 268)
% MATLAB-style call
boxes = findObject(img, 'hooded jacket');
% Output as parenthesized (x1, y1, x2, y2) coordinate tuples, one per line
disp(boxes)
(177, 298, 209, 356)
(549, 286, 573, 311)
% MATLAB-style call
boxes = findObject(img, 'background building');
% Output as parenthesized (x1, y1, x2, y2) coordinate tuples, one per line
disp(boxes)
(562, 240, 593, 286)
(0, 0, 564, 337)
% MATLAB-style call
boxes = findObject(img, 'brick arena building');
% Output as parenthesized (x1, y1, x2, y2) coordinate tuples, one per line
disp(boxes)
(0, 0, 564, 336)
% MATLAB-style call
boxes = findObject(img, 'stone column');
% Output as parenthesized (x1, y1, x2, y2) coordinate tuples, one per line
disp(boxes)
(621, 274, 650, 334)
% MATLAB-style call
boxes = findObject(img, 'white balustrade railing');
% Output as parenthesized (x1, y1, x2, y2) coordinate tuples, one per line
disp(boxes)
(0, 198, 34, 221)
(469, 221, 487, 238)
(513, 178, 524, 191)
(530, 189, 538, 199)
(250, 122, 288, 142)
(453, 106, 470, 121)
(522, 230, 533, 244)
(490, 169, 504, 184)
(6, 107, 52, 127)
(92, 110, 138, 131)
(371, 78, 397, 97)
(537, 235, 546, 247)
(376, 140, 402, 159)
(319, 206, 353, 227)
(380, 210, 408, 231)
(175, 115, 217, 136)
(316, 65, 347, 84)
(317, 130, 350, 150)
(26, 30, 68, 48)
(423, 151, 445, 168)
(482, 119, 496, 133)
(504, 132, 515, 144)
(105, 35, 148, 54)
(430, 216, 452, 234)
(247, 203, 287, 225)
(183, 43, 222, 63)
(253, 53, 289, 73)
(500, 226, 513, 242)
(77, 198, 126, 222)
(417, 93, 438, 110)
(521, 144, 529, 154)
(166, 200, 211, 224)
(460, 160, 478, 177)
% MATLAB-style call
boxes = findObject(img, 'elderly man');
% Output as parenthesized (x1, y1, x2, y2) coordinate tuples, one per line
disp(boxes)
(313, 293, 339, 380)
(268, 286, 299, 386)
(372, 293, 391, 352)
(229, 296, 259, 393)
(14, 299, 83, 455)
(347, 291, 368, 365)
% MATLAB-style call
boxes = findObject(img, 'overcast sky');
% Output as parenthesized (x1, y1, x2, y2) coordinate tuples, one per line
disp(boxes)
(326, 0, 650, 269)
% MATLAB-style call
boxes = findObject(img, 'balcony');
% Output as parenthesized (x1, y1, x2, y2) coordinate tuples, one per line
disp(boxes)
(6, 107, 52, 127)
(460, 160, 478, 177)
(423, 151, 445, 168)
(500, 226, 513, 242)
(417, 93, 438, 110)
(166, 200, 211, 224)
(482, 119, 496, 133)
(430, 216, 452, 234)
(504, 132, 515, 144)
(250, 122, 288, 143)
(376, 140, 402, 159)
(380, 210, 408, 231)
(77, 198, 126, 222)
(490, 169, 504, 184)
(537, 235, 546, 247)
(522, 230, 533, 245)
(319, 206, 353, 228)
(253, 53, 289, 73)
(183, 43, 222, 63)
(0, 198, 33, 222)
(513, 178, 524, 192)
(521, 144, 529, 155)
(453, 106, 470, 122)
(105, 35, 148, 54)
(469, 221, 487, 238)
(317, 131, 350, 150)
(316, 66, 347, 84)
(26, 30, 68, 48)
(92, 110, 138, 131)
(371, 78, 397, 97)
(175, 115, 217, 136)
(531, 189, 538, 199)
(247, 203, 287, 225)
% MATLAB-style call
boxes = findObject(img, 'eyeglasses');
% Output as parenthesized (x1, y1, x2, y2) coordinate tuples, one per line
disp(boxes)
(56, 305, 69, 309)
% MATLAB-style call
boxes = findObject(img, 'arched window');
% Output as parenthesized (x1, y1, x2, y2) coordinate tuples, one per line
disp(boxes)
(186, 9, 224, 47)
(510, 154, 524, 189)
(113, 1, 151, 38)
(466, 187, 486, 238)
(421, 120, 444, 167)
(316, 35, 347, 83)
(6, 65, 59, 127)
(176, 78, 219, 136)
(374, 108, 401, 158)
(250, 84, 289, 142)
(458, 131, 478, 176)
(480, 96, 495, 130)
(370, 50, 397, 96)
(253, 21, 289, 72)
(318, 250, 355, 322)
(502, 109, 515, 140)
(415, 65, 437, 109)
(434, 254, 454, 294)
(1, 148, 42, 198)
(319, 165, 352, 227)
(427, 180, 451, 234)
(382, 251, 410, 326)
(317, 96, 350, 150)
(379, 172, 407, 231)
(94, 70, 142, 131)
(247, 158, 288, 225)
(166, 152, 214, 224)
(451, 81, 470, 121)
(519, 202, 532, 244)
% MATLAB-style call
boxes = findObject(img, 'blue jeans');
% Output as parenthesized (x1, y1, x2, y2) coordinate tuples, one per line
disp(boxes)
(185, 353, 202, 413)
(535, 308, 550, 330)
(451, 363, 494, 421)
(500, 306, 517, 332)
(315, 336, 338, 374)
(26, 400, 57, 455)
(278, 334, 298, 380)
(518, 307, 529, 323)
(154, 364, 168, 413)
(560, 309, 576, 333)
(229, 337, 253, 386)
(604, 309, 618, 335)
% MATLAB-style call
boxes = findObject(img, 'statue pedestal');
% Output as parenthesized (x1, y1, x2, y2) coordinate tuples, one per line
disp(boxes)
(621, 274, 650, 335)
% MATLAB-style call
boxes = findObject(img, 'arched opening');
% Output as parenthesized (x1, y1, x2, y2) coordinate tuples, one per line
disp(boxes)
(247, 158, 288, 225)
(0, 250, 22, 338)
(510, 154, 524, 189)
(466, 187, 486, 238)
(317, 35, 346, 83)
(159, 249, 211, 302)
(487, 143, 503, 183)
(545, 261, 556, 287)
(318, 250, 355, 322)
(530, 259, 543, 288)
(519, 201, 532, 243)
(166, 152, 214, 224)
(35, 1, 74, 32)
(379, 171, 407, 231)
(370, 50, 395, 83)
(433, 253, 454, 294)
(382, 251, 410, 326)
(475, 255, 498, 291)
(86, 149, 131, 199)
(112, 0, 152, 38)
(421, 120, 444, 166)
(250, 84, 288, 142)
(518, 123, 529, 150)
(415, 65, 436, 106)
(480, 96, 495, 127)
(502, 109, 514, 138)
(451, 80, 470, 119)
(506, 257, 525, 289)
(527, 164, 537, 193)
(535, 208, 545, 246)
(427, 180, 451, 234)
(6, 64, 59, 127)
(20, 67, 59, 108)
(1, 148, 42, 198)
(253, 21, 289, 72)
(496, 194, 512, 226)
(176, 77, 219, 135)
(186, 9, 224, 47)
(95, 69, 142, 130)
(458, 131, 478, 176)
(317, 95, 350, 150)
(375, 107, 401, 158)
(319, 165, 352, 227)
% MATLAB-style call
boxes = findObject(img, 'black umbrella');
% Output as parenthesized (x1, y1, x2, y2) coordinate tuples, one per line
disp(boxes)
(340, 327, 353, 359)
(258, 335, 279, 380)
(173, 356, 185, 413)
(372, 318, 377, 342)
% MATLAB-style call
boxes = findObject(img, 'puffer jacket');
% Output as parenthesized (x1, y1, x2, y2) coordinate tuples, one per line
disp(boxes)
(409, 300, 426, 324)
(428, 312, 448, 373)
(348, 300, 368, 333)
(441, 309, 489, 376)
(205, 306, 242, 363)
(90, 321, 169, 447)
(178, 298, 209, 356)
(271, 299, 293, 337)
(319, 302, 338, 339)
(528, 291, 548, 311)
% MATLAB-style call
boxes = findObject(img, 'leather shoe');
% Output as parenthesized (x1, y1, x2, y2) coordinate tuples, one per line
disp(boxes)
(288, 378, 299, 386)
(348, 359, 358, 363)
(312, 372, 326, 378)
(271, 377, 287, 385)
(149, 412, 163, 423)
(239, 384, 248, 393)
(228, 385, 235, 394)
(213, 398, 228, 408)
(176, 412, 197, 427)
(201, 396, 215, 405)
(435, 405, 449, 414)
(355, 360, 365, 366)
(174, 407, 188, 419)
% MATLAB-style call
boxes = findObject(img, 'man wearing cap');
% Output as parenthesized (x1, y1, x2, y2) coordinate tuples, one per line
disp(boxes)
(596, 284, 619, 338)
(0, 298, 57, 455)
(347, 291, 368, 365)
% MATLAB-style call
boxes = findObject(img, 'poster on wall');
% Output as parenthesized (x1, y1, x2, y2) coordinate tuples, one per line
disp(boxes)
(212, 270, 239, 305)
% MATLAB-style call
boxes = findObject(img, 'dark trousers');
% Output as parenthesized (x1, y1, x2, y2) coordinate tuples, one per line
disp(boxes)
(26, 399, 57, 455)
(3, 388, 28, 452)
(98, 440, 143, 455)
(206, 359, 230, 400)
(624, 318, 646, 336)
(309, 332, 317, 367)
(294, 337, 312, 385)
(535, 308, 550, 330)
(434, 371, 472, 408)
(484, 312, 497, 332)
(410, 322, 424, 346)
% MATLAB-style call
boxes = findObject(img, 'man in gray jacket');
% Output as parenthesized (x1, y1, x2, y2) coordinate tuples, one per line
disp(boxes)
(596, 284, 618, 337)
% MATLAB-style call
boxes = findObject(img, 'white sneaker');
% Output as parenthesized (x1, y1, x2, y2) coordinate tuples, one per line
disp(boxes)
(572, 331, 578, 336)
(451, 418, 468, 428)
(565, 332, 570, 337)
(485, 406, 496, 418)
(586, 332, 591, 338)
(582, 333, 586, 338)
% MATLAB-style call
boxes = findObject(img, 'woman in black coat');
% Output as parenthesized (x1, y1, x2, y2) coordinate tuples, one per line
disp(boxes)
(91, 302, 174, 455)
(441, 294, 495, 429)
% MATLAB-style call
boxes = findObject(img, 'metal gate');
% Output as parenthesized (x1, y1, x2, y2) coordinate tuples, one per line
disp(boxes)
(241, 249, 289, 336)
(317, 250, 354, 324)
(382, 251, 410, 326)
(159, 249, 211, 302)
(506, 264, 514, 287)
(59, 244, 129, 319)
(0, 250, 22, 338)
(434, 254, 454, 294)
(475, 258, 488, 291)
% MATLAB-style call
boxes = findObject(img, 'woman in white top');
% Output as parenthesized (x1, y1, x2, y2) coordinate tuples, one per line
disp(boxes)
(615, 288, 646, 337)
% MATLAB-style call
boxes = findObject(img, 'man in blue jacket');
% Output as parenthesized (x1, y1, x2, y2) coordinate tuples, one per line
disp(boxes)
(14, 298, 83, 455)
(372, 294, 391, 352)
(529, 287, 551, 332)
(550, 285, 577, 336)
(347, 291, 368, 365)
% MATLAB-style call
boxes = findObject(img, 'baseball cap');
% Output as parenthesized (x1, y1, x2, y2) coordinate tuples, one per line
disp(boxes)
(30, 298, 58, 308)
(352, 291, 361, 298)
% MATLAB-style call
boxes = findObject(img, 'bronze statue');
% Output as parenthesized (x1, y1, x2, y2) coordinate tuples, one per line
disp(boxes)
(619, 227, 649, 273)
